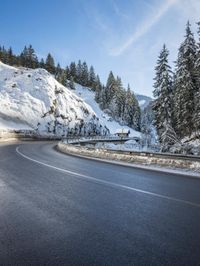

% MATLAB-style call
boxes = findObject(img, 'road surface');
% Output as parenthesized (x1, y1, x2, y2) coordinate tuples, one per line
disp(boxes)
(0, 141, 200, 265)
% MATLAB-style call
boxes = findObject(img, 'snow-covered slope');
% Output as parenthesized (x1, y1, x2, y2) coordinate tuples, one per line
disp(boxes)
(73, 84, 141, 137)
(0, 62, 108, 136)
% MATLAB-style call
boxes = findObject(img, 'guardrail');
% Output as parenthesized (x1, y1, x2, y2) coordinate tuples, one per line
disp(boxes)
(62, 135, 135, 144)
(62, 137, 200, 162)
(100, 148, 200, 162)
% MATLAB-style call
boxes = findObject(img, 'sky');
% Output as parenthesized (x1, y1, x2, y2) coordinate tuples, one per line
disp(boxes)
(0, 0, 200, 97)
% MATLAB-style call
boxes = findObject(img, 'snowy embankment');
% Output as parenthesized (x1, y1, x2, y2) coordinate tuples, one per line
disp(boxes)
(57, 142, 200, 175)
(73, 84, 141, 138)
(0, 62, 108, 136)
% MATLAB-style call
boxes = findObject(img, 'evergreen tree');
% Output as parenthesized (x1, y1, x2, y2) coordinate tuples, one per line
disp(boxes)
(55, 63, 62, 80)
(193, 21, 200, 136)
(174, 21, 197, 138)
(19, 46, 28, 67)
(69, 62, 76, 79)
(7, 47, 14, 65)
(160, 121, 180, 152)
(123, 85, 140, 130)
(27, 45, 38, 68)
(94, 75, 102, 102)
(65, 66, 71, 80)
(39, 58, 45, 68)
(45, 53, 55, 74)
(81, 61, 89, 86)
(76, 60, 82, 83)
(89, 66, 96, 89)
(153, 44, 173, 143)
(105, 71, 116, 107)
(69, 76, 75, 90)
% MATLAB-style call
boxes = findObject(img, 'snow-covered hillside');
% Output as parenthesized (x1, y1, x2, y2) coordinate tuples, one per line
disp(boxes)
(0, 62, 108, 136)
(73, 84, 141, 137)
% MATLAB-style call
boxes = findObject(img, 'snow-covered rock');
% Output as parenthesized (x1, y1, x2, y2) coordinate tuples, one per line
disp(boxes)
(0, 62, 108, 136)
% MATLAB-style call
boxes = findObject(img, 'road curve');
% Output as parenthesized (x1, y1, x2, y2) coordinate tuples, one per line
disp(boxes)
(0, 141, 200, 265)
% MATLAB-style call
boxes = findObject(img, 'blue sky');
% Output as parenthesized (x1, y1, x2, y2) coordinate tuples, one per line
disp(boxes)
(0, 0, 200, 96)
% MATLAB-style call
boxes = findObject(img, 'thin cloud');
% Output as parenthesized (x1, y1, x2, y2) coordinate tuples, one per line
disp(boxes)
(110, 0, 179, 56)
(111, 0, 130, 20)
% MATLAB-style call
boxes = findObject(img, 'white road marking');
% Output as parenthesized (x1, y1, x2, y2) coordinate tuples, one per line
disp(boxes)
(16, 146, 200, 208)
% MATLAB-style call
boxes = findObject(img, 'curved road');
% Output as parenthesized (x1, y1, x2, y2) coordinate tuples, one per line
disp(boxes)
(0, 141, 200, 265)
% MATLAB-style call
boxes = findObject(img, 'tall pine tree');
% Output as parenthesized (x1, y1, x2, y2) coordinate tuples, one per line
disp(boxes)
(153, 44, 173, 143)
(174, 21, 197, 138)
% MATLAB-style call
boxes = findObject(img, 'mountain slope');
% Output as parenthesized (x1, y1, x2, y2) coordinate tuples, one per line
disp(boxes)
(73, 84, 141, 137)
(136, 94, 152, 110)
(0, 62, 108, 136)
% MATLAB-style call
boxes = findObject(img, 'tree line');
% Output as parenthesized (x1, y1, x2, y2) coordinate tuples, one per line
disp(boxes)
(0, 44, 141, 131)
(153, 21, 200, 151)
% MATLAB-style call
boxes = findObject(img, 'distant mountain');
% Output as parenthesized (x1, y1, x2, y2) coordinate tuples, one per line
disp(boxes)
(136, 94, 153, 110)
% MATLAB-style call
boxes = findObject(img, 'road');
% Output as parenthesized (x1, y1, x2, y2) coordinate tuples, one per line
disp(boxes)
(0, 141, 200, 266)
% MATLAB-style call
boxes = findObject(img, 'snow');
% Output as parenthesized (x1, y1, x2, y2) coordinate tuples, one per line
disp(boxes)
(138, 100, 146, 106)
(0, 61, 107, 135)
(73, 84, 141, 137)
(0, 117, 32, 130)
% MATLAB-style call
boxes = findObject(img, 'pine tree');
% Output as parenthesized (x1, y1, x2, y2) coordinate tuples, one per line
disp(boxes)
(39, 58, 45, 68)
(69, 76, 75, 90)
(123, 85, 140, 130)
(193, 21, 200, 136)
(65, 66, 70, 80)
(89, 66, 96, 89)
(76, 60, 82, 83)
(110, 77, 125, 120)
(27, 45, 38, 68)
(105, 71, 116, 107)
(94, 75, 102, 102)
(7, 47, 14, 65)
(174, 21, 197, 138)
(153, 44, 173, 143)
(20, 46, 28, 67)
(45, 53, 55, 74)
(160, 121, 180, 152)
(55, 63, 62, 80)
(81, 61, 89, 86)
(69, 62, 76, 79)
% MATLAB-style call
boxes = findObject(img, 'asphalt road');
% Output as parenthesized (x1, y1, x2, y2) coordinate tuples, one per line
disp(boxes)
(0, 141, 200, 266)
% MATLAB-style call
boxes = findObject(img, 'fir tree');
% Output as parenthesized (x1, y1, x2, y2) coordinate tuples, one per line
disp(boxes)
(81, 61, 89, 86)
(105, 71, 116, 107)
(174, 21, 197, 138)
(153, 44, 173, 143)
(39, 58, 45, 68)
(193, 21, 200, 136)
(69, 76, 75, 90)
(160, 121, 180, 152)
(45, 53, 55, 74)
(94, 75, 102, 102)
(89, 66, 96, 89)
(76, 60, 82, 83)
(123, 85, 140, 130)
(69, 62, 76, 79)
